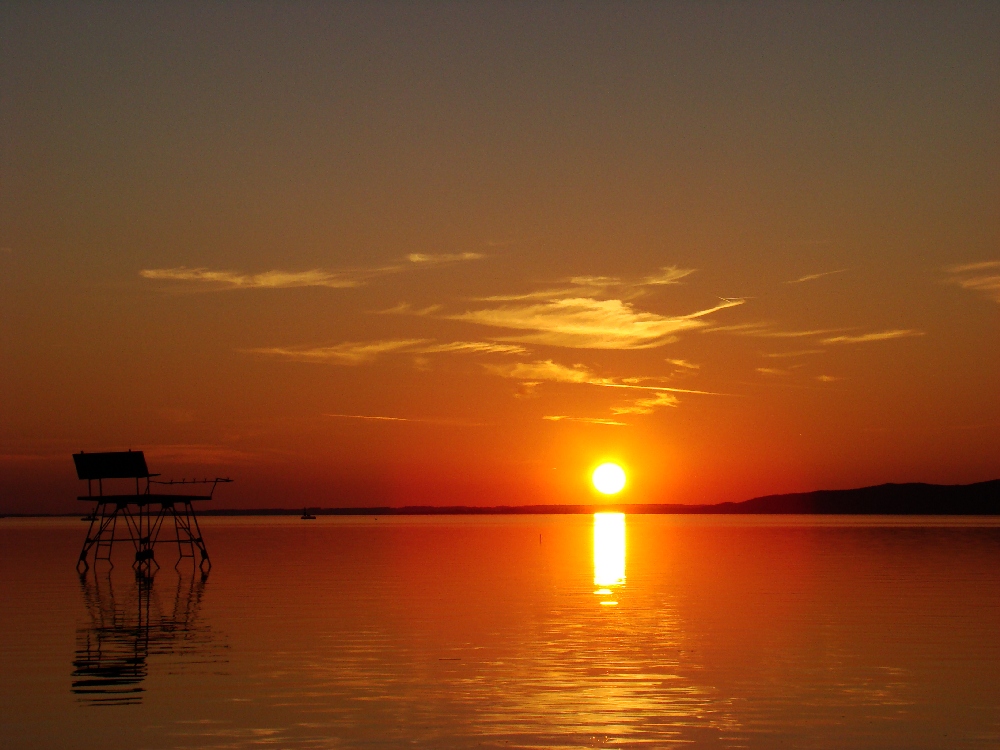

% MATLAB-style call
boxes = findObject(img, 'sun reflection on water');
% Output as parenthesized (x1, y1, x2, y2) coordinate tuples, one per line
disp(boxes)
(593, 513, 625, 603)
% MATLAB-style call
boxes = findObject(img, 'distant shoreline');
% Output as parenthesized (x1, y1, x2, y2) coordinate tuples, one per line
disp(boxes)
(5, 480, 998, 518)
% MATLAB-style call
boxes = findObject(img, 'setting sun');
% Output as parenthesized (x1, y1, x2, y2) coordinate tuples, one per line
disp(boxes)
(592, 463, 627, 495)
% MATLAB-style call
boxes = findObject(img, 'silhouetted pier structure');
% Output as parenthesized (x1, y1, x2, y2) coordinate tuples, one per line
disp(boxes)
(75, 450, 231, 575)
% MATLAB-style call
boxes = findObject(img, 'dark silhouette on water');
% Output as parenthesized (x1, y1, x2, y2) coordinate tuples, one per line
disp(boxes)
(695, 480, 1000, 514)
(189, 479, 1000, 516)
(72, 569, 226, 707)
(301, 508, 317, 519)
(74, 450, 232, 575)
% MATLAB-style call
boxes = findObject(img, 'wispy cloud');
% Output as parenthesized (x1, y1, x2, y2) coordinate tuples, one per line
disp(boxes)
(610, 391, 679, 415)
(597, 382, 724, 396)
(485, 360, 607, 384)
(755, 328, 844, 339)
(474, 266, 696, 303)
(949, 261, 1000, 273)
(542, 415, 628, 426)
(821, 330, 923, 345)
(328, 413, 412, 422)
(946, 261, 1000, 302)
(709, 322, 922, 346)
(641, 266, 697, 286)
(487, 359, 724, 417)
(488, 360, 723, 395)
(567, 265, 696, 290)
(247, 339, 526, 365)
(667, 358, 700, 369)
(763, 350, 825, 358)
(378, 302, 443, 315)
(451, 297, 743, 349)
(415, 341, 526, 355)
(325, 413, 486, 426)
(141, 253, 484, 291)
(785, 269, 848, 284)
(406, 252, 485, 264)
(248, 339, 427, 364)
(140, 267, 369, 289)
(704, 323, 846, 338)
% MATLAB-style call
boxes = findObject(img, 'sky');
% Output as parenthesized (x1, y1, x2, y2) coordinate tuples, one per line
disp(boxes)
(2, 1, 998, 513)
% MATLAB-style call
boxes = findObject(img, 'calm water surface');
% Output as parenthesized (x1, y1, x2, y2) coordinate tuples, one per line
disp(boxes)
(2, 514, 999, 749)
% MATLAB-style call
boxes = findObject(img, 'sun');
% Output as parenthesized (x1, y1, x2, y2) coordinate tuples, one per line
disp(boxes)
(592, 463, 626, 495)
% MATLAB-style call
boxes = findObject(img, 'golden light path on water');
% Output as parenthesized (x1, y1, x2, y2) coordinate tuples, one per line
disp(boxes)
(593, 512, 625, 605)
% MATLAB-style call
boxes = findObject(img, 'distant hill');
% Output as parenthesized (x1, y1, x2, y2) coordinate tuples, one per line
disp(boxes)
(190, 479, 1000, 516)
(692, 480, 1000, 515)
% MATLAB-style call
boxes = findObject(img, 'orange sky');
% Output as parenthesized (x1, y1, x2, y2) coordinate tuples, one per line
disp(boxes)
(2, 2, 998, 513)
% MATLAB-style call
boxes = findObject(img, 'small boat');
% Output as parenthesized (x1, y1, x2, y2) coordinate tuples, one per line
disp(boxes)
(301, 508, 316, 520)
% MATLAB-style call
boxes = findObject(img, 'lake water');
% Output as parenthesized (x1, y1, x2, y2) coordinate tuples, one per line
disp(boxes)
(2, 514, 999, 749)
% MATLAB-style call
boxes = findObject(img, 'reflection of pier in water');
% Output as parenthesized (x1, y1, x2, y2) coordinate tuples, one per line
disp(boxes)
(72, 570, 226, 706)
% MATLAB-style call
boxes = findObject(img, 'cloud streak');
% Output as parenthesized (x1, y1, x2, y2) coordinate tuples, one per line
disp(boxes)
(485, 360, 607, 384)
(451, 297, 743, 349)
(703, 323, 847, 338)
(487, 359, 724, 417)
(763, 350, 824, 358)
(667, 358, 700, 370)
(248, 339, 525, 365)
(610, 391, 679, 415)
(786, 269, 848, 284)
(141, 253, 485, 291)
(473, 266, 696, 303)
(407, 252, 484, 264)
(542, 415, 628, 426)
(140, 267, 368, 289)
(947, 261, 1000, 302)
(821, 330, 924, 345)
(326, 413, 486, 426)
